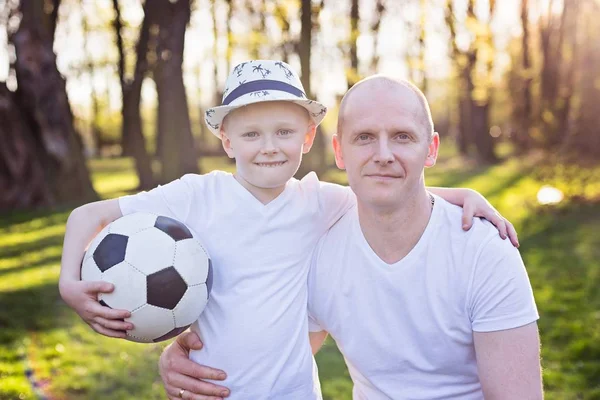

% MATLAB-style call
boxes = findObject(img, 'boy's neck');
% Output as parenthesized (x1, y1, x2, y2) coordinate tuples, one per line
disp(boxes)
(233, 173, 286, 205)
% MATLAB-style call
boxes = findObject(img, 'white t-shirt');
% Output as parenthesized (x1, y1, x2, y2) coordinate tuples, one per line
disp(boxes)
(308, 195, 539, 400)
(119, 170, 355, 399)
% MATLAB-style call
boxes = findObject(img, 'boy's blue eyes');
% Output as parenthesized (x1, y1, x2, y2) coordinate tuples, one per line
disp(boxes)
(242, 130, 293, 138)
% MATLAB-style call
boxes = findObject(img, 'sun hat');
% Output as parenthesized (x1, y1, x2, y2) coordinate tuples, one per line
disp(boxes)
(204, 60, 327, 137)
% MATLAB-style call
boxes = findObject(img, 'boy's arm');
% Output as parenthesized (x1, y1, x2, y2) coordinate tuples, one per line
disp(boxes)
(427, 187, 519, 247)
(310, 331, 328, 355)
(58, 199, 132, 338)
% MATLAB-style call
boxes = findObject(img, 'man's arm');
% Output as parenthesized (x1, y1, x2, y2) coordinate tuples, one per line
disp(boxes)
(309, 331, 328, 355)
(474, 322, 543, 399)
(159, 331, 230, 399)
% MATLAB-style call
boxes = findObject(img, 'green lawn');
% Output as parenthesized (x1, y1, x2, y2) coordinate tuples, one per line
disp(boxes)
(1, 151, 599, 400)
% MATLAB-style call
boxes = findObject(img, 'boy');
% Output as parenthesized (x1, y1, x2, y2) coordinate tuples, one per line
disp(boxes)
(59, 60, 516, 399)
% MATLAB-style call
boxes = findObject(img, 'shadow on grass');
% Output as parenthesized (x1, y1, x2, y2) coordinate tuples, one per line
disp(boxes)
(518, 201, 600, 394)
(0, 282, 63, 341)
(0, 233, 64, 260)
(0, 254, 62, 277)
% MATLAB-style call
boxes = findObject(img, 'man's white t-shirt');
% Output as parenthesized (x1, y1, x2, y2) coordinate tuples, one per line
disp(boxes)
(119, 171, 355, 399)
(308, 195, 539, 400)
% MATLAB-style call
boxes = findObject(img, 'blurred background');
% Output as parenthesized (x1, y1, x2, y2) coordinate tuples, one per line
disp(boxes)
(0, 0, 598, 399)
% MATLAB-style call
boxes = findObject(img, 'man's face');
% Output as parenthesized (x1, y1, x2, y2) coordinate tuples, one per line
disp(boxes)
(221, 101, 316, 191)
(333, 86, 439, 210)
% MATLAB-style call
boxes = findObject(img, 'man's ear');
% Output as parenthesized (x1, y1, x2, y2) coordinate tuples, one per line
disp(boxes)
(425, 132, 440, 168)
(302, 124, 317, 154)
(332, 134, 345, 170)
(221, 129, 235, 159)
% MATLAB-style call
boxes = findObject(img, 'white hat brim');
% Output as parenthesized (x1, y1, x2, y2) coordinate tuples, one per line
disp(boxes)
(204, 91, 327, 137)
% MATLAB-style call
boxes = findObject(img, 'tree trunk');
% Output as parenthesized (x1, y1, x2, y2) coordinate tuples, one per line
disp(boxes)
(1, 0, 97, 209)
(369, 0, 385, 73)
(113, 0, 154, 189)
(348, 0, 360, 89)
(152, 0, 198, 183)
(296, 0, 326, 178)
(0, 83, 52, 209)
(514, 0, 532, 152)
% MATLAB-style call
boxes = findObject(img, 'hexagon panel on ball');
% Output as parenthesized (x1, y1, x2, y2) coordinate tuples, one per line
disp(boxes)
(127, 304, 176, 343)
(125, 228, 176, 276)
(81, 256, 103, 283)
(100, 261, 147, 311)
(173, 284, 208, 327)
(109, 212, 158, 237)
(173, 239, 210, 286)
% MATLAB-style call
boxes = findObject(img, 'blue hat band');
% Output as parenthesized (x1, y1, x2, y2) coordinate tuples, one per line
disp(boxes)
(222, 80, 307, 105)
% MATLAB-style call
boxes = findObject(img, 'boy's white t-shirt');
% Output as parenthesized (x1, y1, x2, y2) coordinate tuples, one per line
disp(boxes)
(308, 196, 539, 400)
(119, 170, 355, 399)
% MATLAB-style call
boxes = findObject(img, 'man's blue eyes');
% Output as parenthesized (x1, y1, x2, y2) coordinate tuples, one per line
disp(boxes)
(356, 133, 410, 141)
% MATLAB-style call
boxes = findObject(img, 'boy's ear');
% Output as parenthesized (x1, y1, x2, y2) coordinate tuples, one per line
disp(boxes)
(425, 132, 440, 168)
(302, 124, 317, 154)
(220, 129, 235, 158)
(332, 134, 345, 170)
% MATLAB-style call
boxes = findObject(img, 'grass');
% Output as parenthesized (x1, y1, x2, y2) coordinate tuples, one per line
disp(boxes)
(1, 150, 599, 399)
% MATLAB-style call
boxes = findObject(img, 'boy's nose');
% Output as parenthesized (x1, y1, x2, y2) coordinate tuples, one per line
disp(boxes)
(260, 137, 279, 154)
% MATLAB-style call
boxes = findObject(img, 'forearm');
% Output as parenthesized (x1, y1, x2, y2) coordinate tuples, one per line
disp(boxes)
(309, 331, 328, 355)
(59, 199, 122, 286)
(426, 187, 476, 206)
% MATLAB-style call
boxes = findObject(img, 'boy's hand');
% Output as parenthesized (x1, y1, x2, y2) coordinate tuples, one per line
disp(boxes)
(160, 331, 230, 400)
(59, 279, 132, 338)
(460, 190, 519, 247)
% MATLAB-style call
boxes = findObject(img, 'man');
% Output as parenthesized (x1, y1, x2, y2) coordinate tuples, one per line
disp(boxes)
(159, 76, 542, 399)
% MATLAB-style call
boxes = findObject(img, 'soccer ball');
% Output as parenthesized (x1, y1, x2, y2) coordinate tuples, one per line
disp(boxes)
(81, 212, 212, 343)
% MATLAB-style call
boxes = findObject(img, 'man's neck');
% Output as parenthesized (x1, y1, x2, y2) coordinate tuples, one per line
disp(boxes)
(357, 188, 433, 264)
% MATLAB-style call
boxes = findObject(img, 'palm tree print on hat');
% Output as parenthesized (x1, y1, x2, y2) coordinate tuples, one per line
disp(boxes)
(311, 107, 326, 117)
(206, 120, 220, 130)
(205, 109, 215, 118)
(275, 62, 293, 80)
(252, 64, 271, 79)
(234, 62, 249, 77)
(250, 90, 270, 98)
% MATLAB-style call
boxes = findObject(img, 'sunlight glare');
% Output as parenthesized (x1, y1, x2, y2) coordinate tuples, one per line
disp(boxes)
(537, 185, 564, 205)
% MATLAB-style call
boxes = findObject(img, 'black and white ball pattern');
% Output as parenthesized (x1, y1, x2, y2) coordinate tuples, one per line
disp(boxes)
(81, 212, 212, 343)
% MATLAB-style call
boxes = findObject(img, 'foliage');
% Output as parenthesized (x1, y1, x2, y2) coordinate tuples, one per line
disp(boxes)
(1, 148, 600, 399)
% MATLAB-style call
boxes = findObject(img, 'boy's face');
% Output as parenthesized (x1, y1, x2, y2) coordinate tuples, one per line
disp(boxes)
(221, 101, 316, 193)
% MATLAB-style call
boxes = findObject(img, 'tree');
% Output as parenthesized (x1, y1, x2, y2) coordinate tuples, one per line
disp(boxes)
(0, 0, 97, 209)
(538, 0, 580, 149)
(296, 0, 326, 178)
(112, 0, 154, 189)
(445, 0, 497, 163)
(347, 0, 360, 89)
(151, 0, 199, 183)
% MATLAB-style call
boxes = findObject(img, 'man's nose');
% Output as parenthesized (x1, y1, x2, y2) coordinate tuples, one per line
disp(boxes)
(373, 139, 394, 164)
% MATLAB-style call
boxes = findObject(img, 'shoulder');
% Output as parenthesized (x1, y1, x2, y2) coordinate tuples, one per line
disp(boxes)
(296, 172, 353, 196)
(314, 207, 357, 258)
(434, 196, 502, 254)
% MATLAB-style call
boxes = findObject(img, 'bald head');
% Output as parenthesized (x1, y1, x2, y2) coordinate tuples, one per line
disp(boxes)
(337, 75, 434, 139)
